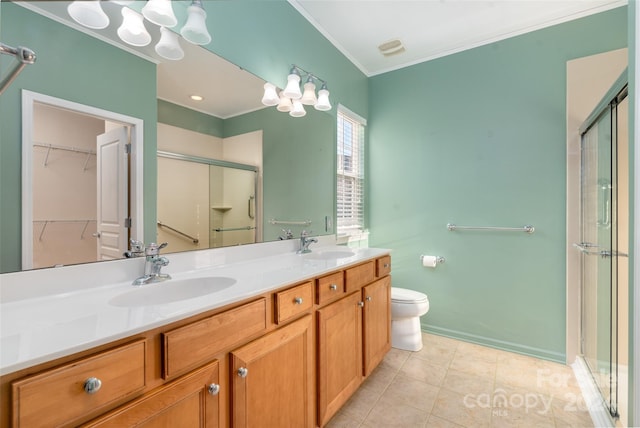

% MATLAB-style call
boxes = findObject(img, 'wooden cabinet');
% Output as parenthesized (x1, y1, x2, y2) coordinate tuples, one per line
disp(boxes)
(83, 360, 220, 428)
(362, 276, 391, 376)
(317, 259, 392, 427)
(231, 315, 314, 428)
(4, 253, 391, 428)
(317, 292, 363, 426)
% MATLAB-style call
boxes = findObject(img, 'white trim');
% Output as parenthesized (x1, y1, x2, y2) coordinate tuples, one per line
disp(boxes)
(633, 4, 640, 425)
(21, 90, 144, 269)
(571, 357, 616, 427)
(337, 104, 367, 126)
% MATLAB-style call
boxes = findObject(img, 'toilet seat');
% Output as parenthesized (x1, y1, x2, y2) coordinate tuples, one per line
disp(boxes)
(391, 287, 428, 304)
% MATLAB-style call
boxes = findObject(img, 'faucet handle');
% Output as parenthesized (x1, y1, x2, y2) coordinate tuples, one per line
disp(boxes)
(129, 239, 144, 252)
(145, 242, 168, 256)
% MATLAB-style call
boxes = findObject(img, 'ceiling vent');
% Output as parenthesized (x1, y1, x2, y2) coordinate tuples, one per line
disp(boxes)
(378, 39, 405, 57)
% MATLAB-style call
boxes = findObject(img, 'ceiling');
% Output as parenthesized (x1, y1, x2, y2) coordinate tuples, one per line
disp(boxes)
(288, 0, 628, 77)
(18, 0, 628, 118)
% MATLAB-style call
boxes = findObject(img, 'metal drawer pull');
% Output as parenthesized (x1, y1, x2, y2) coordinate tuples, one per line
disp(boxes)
(329, 284, 338, 291)
(83, 377, 102, 394)
(237, 367, 248, 378)
(358, 301, 364, 308)
(366, 296, 372, 302)
(208, 383, 220, 395)
(294, 297, 304, 305)
(383, 263, 389, 268)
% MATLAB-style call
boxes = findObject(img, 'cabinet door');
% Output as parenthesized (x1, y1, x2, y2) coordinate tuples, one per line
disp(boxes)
(84, 361, 220, 428)
(231, 314, 313, 428)
(363, 276, 391, 376)
(317, 292, 363, 427)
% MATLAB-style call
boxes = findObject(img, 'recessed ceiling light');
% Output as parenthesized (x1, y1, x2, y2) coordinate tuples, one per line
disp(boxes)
(190, 94, 204, 101)
(378, 39, 405, 57)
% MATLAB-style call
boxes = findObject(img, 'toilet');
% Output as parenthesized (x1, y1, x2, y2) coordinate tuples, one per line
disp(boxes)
(390, 287, 430, 351)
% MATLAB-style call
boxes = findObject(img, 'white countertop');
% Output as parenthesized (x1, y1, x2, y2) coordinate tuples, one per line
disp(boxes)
(0, 240, 389, 375)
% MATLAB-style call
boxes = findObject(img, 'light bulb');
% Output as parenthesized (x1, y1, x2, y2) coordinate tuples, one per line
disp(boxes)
(181, 2, 212, 45)
(155, 27, 184, 61)
(142, 0, 177, 28)
(283, 69, 302, 99)
(300, 81, 317, 106)
(290, 99, 306, 117)
(276, 92, 292, 112)
(314, 84, 331, 111)
(118, 8, 151, 47)
(261, 83, 280, 106)
(67, 0, 109, 29)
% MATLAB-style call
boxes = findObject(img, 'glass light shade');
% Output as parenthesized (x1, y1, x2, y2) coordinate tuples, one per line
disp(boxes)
(283, 73, 302, 99)
(261, 83, 280, 106)
(180, 4, 212, 45)
(276, 92, 292, 112)
(118, 8, 151, 46)
(289, 99, 306, 117)
(300, 82, 317, 106)
(67, 0, 109, 29)
(142, 0, 177, 28)
(155, 27, 184, 60)
(314, 88, 331, 111)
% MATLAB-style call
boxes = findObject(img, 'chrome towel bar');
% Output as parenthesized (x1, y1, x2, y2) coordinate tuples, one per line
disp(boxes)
(269, 219, 312, 226)
(447, 223, 535, 234)
(157, 221, 199, 244)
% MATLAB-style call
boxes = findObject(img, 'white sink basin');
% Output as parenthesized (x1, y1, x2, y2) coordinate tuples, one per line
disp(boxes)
(303, 249, 356, 260)
(109, 277, 236, 307)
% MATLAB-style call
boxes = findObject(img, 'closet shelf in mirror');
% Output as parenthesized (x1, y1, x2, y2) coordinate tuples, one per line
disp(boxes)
(33, 219, 96, 240)
(211, 206, 232, 212)
(269, 219, 312, 226)
(34, 142, 96, 170)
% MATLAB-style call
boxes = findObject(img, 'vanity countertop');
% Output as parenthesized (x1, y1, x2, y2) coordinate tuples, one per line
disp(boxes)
(0, 243, 390, 375)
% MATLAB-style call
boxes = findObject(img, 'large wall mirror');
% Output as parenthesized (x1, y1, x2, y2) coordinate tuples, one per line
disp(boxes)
(0, 1, 336, 274)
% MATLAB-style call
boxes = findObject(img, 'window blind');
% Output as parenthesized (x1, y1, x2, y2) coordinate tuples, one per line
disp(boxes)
(337, 107, 365, 234)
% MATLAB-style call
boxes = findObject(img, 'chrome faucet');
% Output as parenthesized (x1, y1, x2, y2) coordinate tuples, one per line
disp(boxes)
(132, 242, 171, 286)
(297, 230, 318, 254)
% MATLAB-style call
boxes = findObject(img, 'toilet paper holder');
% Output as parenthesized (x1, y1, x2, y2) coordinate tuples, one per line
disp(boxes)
(420, 255, 445, 265)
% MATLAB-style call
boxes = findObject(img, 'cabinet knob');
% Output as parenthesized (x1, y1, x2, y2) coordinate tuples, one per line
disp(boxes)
(83, 377, 102, 394)
(208, 383, 221, 395)
(294, 297, 304, 305)
(237, 367, 249, 378)
(366, 296, 372, 302)
(384, 263, 389, 268)
(358, 301, 365, 308)
(329, 284, 338, 291)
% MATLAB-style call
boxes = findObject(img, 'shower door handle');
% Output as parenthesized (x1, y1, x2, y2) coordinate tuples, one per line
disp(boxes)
(572, 242, 598, 254)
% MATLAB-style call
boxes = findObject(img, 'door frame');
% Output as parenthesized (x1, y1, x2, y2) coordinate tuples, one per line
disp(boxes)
(21, 90, 144, 269)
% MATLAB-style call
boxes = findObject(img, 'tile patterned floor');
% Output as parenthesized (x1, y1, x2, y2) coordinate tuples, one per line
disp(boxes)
(326, 333, 594, 428)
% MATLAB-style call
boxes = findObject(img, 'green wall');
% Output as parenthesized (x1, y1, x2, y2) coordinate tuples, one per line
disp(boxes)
(0, 3, 157, 273)
(159, 100, 336, 241)
(224, 107, 335, 241)
(367, 7, 628, 362)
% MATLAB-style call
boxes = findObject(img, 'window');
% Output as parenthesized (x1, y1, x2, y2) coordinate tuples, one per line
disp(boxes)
(337, 106, 366, 235)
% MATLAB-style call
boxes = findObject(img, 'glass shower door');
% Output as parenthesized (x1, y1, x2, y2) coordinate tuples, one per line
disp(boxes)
(579, 105, 618, 418)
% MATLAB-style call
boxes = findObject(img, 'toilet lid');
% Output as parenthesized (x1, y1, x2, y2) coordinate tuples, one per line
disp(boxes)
(391, 287, 428, 303)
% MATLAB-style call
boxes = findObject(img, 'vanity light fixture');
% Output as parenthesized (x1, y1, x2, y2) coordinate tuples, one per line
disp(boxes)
(141, 0, 177, 28)
(67, 0, 109, 30)
(155, 27, 184, 60)
(118, 8, 151, 47)
(262, 65, 332, 117)
(181, 0, 212, 45)
(68, 1, 213, 61)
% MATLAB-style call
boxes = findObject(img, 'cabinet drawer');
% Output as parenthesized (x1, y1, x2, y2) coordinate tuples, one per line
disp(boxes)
(315, 271, 345, 305)
(275, 281, 313, 324)
(376, 256, 391, 277)
(163, 298, 267, 379)
(345, 261, 375, 294)
(12, 340, 146, 428)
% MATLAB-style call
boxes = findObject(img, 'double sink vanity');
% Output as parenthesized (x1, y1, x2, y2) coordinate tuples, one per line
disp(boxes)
(0, 237, 391, 427)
